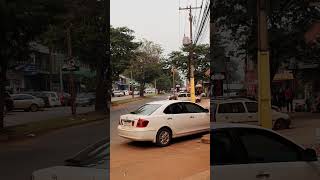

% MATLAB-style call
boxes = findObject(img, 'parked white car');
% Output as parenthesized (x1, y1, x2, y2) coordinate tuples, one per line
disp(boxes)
(31, 139, 108, 180)
(118, 100, 210, 146)
(211, 99, 291, 130)
(175, 93, 202, 103)
(177, 93, 191, 101)
(42, 91, 61, 107)
(11, 94, 45, 112)
(122, 90, 130, 96)
(211, 123, 320, 180)
(112, 90, 123, 97)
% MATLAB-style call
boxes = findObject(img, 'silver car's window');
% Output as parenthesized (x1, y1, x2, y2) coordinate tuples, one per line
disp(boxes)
(245, 102, 258, 113)
(183, 103, 205, 113)
(237, 129, 302, 163)
(218, 102, 245, 113)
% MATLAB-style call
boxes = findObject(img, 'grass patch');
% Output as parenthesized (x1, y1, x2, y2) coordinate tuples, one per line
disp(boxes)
(0, 111, 106, 141)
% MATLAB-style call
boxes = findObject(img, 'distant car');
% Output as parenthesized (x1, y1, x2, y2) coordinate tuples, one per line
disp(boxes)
(76, 93, 92, 107)
(177, 93, 191, 101)
(122, 90, 129, 96)
(168, 94, 178, 100)
(11, 94, 45, 112)
(31, 139, 108, 180)
(211, 99, 291, 130)
(59, 92, 72, 106)
(86, 92, 96, 105)
(112, 90, 123, 97)
(41, 91, 61, 107)
(118, 100, 210, 146)
(23, 91, 49, 107)
(211, 123, 320, 180)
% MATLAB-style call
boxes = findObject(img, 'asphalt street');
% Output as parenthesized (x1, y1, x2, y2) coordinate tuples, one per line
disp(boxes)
(0, 95, 165, 180)
(0, 120, 107, 180)
(4, 95, 145, 127)
(4, 106, 94, 127)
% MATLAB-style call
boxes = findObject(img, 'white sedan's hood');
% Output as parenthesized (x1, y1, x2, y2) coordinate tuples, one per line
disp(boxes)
(32, 166, 107, 180)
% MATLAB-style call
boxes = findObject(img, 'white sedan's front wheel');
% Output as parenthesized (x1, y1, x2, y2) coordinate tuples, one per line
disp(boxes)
(156, 128, 172, 147)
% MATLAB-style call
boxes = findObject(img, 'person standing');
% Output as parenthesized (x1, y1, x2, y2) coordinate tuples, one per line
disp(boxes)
(285, 86, 294, 112)
(278, 88, 285, 111)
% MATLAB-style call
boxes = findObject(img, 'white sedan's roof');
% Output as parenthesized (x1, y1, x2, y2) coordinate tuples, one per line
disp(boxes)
(147, 100, 188, 105)
(211, 122, 304, 149)
(211, 122, 268, 130)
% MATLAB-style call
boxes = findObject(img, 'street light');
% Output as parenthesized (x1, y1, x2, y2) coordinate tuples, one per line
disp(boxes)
(183, 36, 191, 46)
(182, 35, 196, 103)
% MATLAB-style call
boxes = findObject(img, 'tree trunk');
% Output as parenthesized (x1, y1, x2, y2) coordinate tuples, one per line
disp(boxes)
(139, 82, 145, 97)
(0, 62, 7, 129)
(49, 47, 52, 90)
(95, 58, 107, 113)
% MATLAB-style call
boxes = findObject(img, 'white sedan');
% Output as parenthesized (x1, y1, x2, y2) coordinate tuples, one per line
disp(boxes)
(212, 123, 320, 180)
(118, 100, 210, 146)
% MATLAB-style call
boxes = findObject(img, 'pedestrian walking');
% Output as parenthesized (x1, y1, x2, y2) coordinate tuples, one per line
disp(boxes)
(278, 88, 285, 111)
(285, 86, 294, 113)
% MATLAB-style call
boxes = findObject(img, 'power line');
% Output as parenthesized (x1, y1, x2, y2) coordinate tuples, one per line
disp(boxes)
(194, 0, 208, 42)
(194, 0, 209, 44)
(194, 0, 205, 40)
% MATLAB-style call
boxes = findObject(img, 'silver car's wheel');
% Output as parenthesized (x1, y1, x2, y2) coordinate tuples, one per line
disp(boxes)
(156, 128, 172, 147)
(30, 104, 38, 112)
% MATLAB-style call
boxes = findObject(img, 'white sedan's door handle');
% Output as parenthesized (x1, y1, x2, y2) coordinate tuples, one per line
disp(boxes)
(190, 116, 195, 118)
(167, 117, 172, 120)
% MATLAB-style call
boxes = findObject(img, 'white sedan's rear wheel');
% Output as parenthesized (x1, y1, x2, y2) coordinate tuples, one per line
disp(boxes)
(156, 128, 172, 147)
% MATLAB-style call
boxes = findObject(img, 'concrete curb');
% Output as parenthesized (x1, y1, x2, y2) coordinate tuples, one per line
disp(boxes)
(201, 134, 210, 144)
(183, 170, 210, 180)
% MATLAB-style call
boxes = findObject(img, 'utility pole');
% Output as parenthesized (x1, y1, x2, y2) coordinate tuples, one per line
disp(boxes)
(67, 25, 76, 115)
(131, 69, 134, 98)
(179, 5, 201, 103)
(172, 67, 175, 94)
(59, 62, 63, 95)
(257, 0, 272, 129)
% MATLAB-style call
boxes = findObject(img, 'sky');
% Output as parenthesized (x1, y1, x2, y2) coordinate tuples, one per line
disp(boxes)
(110, 0, 209, 56)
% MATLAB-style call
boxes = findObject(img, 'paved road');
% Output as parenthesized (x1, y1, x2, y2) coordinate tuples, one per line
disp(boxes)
(112, 95, 136, 102)
(111, 93, 156, 102)
(0, 120, 107, 180)
(109, 96, 211, 180)
(3, 94, 156, 127)
(0, 95, 166, 180)
(4, 106, 94, 127)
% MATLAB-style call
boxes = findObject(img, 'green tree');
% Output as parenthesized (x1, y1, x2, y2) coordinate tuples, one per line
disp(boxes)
(110, 27, 140, 82)
(0, 0, 62, 128)
(131, 40, 163, 97)
(211, 0, 320, 84)
(155, 62, 183, 92)
(166, 44, 210, 83)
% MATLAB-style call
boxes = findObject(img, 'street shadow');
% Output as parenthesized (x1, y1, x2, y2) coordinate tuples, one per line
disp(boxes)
(126, 131, 209, 149)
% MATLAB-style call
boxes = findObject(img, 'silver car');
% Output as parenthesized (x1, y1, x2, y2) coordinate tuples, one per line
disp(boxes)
(32, 139, 108, 180)
(12, 94, 45, 112)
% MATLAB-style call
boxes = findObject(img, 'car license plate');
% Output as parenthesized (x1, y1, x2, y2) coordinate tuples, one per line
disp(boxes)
(122, 120, 132, 126)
